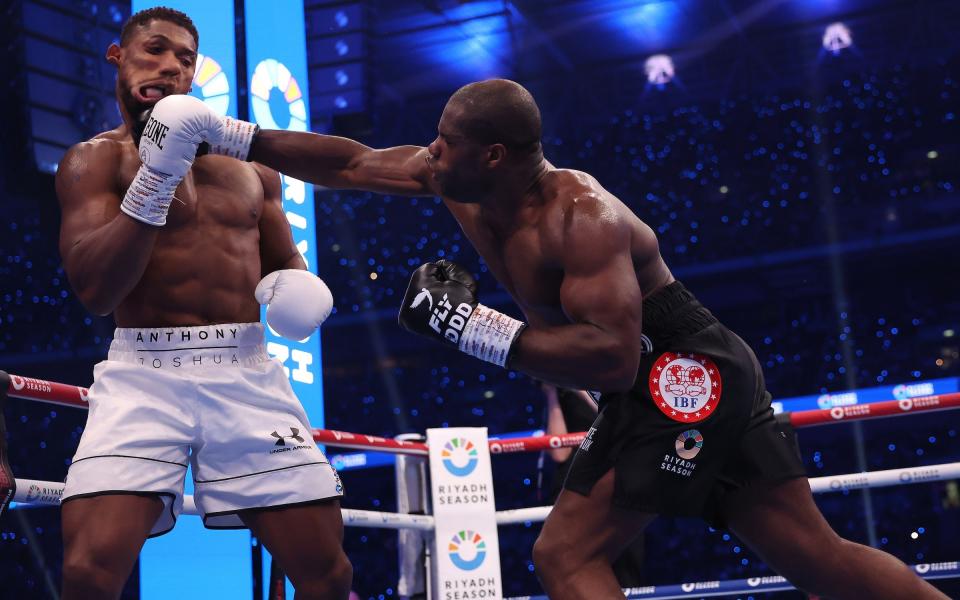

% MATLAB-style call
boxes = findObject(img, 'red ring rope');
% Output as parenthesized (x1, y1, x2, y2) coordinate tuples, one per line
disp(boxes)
(4, 372, 959, 456)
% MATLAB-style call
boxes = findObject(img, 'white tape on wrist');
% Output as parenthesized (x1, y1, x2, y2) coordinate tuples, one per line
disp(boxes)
(209, 117, 258, 160)
(120, 164, 181, 226)
(458, 304, 526, 367)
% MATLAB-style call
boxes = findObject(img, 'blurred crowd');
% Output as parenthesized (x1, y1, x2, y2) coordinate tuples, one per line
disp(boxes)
(2, 57, 958, 598)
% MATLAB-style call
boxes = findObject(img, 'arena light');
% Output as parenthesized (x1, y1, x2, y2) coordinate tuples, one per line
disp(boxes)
(822, 22, 852, 55)
(644, 54, 675, 86)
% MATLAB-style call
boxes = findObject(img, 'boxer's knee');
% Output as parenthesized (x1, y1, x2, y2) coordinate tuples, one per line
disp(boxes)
(532, 530, 572, 583)
(61, 554, 127, 599)
(289, 550, 353, 600)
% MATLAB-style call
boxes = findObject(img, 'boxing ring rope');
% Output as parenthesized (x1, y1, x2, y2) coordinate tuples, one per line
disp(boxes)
(494, 460, 960, 525)
(5, 371, 960, 597)
(6, 372, 960, 456)
(11, 461, 960, 526)
(6, 371, 960, 526)
(9, 477, 437, 531)
(504, 562, 960, 600)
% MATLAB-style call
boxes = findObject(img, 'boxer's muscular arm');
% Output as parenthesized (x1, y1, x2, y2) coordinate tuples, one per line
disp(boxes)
(509, 198, 643, 392)
(255, 163, 306, 274)
(248, 130, 437, 196)
(56, 141, 160, 316)
(543, 385, 573, 463)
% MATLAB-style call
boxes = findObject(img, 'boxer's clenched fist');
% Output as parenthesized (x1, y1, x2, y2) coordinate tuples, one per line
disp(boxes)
(399, 259, 526, 367)
(256, 269, 333, 341)
(122, 95, 221, 226)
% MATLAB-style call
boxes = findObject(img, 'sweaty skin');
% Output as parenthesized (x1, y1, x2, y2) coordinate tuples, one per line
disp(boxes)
(54, 17, 354, 600)
(248, 120, 673, 391)
(245, 82, 949, 600)
(56, 20, 300, 326)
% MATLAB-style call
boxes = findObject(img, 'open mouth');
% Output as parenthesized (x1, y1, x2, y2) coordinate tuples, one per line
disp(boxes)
(134, 83, 171, 104)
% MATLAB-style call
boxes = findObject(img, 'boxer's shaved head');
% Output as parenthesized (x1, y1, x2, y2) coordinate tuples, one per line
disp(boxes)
(446, 79, 542, 154)
(429, 79, 544, 203)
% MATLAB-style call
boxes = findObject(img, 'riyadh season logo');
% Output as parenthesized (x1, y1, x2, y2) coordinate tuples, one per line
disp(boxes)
(448, 529, 487, 571)
(441, 437, 478, 477)
(675, 429, 704, 460)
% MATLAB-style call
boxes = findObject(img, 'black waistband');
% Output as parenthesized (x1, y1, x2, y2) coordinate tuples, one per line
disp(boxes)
(641, 280, 717, 341)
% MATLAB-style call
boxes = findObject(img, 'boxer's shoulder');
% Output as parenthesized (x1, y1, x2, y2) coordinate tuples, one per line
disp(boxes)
(56, 130, 132, 196)
(540, 171, 623, 235)
(540, 168, 602, 198)
(64, 129, 127, 163)
(249, 160, 281, 188)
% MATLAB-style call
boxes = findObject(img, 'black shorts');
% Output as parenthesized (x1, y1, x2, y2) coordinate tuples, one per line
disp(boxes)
(563, 281, 806, 527)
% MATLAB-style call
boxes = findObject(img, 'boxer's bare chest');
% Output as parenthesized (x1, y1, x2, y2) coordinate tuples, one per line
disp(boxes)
(115, 149, 263, 234)
(110, 147, 267, 325)
(458, 215, 567, 328)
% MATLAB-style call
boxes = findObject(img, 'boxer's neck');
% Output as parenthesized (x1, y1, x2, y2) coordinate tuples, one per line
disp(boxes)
(479, 158, 551, 234)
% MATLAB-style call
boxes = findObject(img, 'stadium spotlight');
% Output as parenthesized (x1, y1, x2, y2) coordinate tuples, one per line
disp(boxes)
(644, 54, 675, 86)
(822, 22, 852, 55)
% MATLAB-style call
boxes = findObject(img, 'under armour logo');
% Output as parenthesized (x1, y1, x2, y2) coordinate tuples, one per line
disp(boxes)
(271, 427, 305, 447)
(409, 288, 433, 311)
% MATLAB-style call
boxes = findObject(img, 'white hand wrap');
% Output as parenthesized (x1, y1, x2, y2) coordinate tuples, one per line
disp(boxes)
(120, 164, 182, 226)
(458, 304, 526, 367)
(209, 117, 258, 160)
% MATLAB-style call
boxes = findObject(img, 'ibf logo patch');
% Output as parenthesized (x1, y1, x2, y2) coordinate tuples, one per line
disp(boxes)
(649, 352, 722, 423)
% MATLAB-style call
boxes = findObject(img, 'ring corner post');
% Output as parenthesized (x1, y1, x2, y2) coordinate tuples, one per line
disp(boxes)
(0, 370, 17, 516)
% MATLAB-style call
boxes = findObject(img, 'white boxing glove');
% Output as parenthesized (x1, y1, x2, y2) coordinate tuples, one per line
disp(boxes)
(122, 95, 224, 226)
(255, 269, 334, 341)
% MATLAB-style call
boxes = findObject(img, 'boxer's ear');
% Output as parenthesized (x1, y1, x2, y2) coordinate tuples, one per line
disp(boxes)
(106, 43, 121, 67)
(486, 143, 506, 168)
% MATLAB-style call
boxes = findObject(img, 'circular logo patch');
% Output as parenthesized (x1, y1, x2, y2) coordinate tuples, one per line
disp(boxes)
(441, 438, 478, 477)
(649, 352, 722, 423)
(448, 530, 487, 571)
(675, 429, 704, 459)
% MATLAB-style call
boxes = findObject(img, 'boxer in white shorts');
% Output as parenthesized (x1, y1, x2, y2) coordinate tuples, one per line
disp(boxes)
(64, 323, 343, 535)
(54, 8, 352, 599)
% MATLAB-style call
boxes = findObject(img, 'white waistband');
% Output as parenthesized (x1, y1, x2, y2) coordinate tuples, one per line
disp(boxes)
(108, 323, 269, 368)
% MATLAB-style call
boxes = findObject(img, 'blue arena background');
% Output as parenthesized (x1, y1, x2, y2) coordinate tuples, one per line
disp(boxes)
(0, 1, 958, 598)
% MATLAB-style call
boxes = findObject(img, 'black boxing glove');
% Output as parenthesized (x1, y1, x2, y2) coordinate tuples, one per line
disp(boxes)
(399, 260, 526, 367)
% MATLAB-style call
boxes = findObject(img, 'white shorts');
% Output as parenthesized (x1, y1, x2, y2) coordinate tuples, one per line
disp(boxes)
(62, 322, 343, 536)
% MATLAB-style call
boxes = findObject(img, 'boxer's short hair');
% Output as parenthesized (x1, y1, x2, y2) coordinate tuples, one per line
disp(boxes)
(120, 7, 198, 48)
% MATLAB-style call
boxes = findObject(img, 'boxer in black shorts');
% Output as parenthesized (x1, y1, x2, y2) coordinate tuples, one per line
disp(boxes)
(563, 281, 807, 527)
(200, 78, 945, 598)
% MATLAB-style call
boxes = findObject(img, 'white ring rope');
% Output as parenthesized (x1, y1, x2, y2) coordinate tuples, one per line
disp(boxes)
(10, 478, 436, 531)
(13, 460, 960, 530)
(497, 460, 960, 525)
(504, 562, 960, 600)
